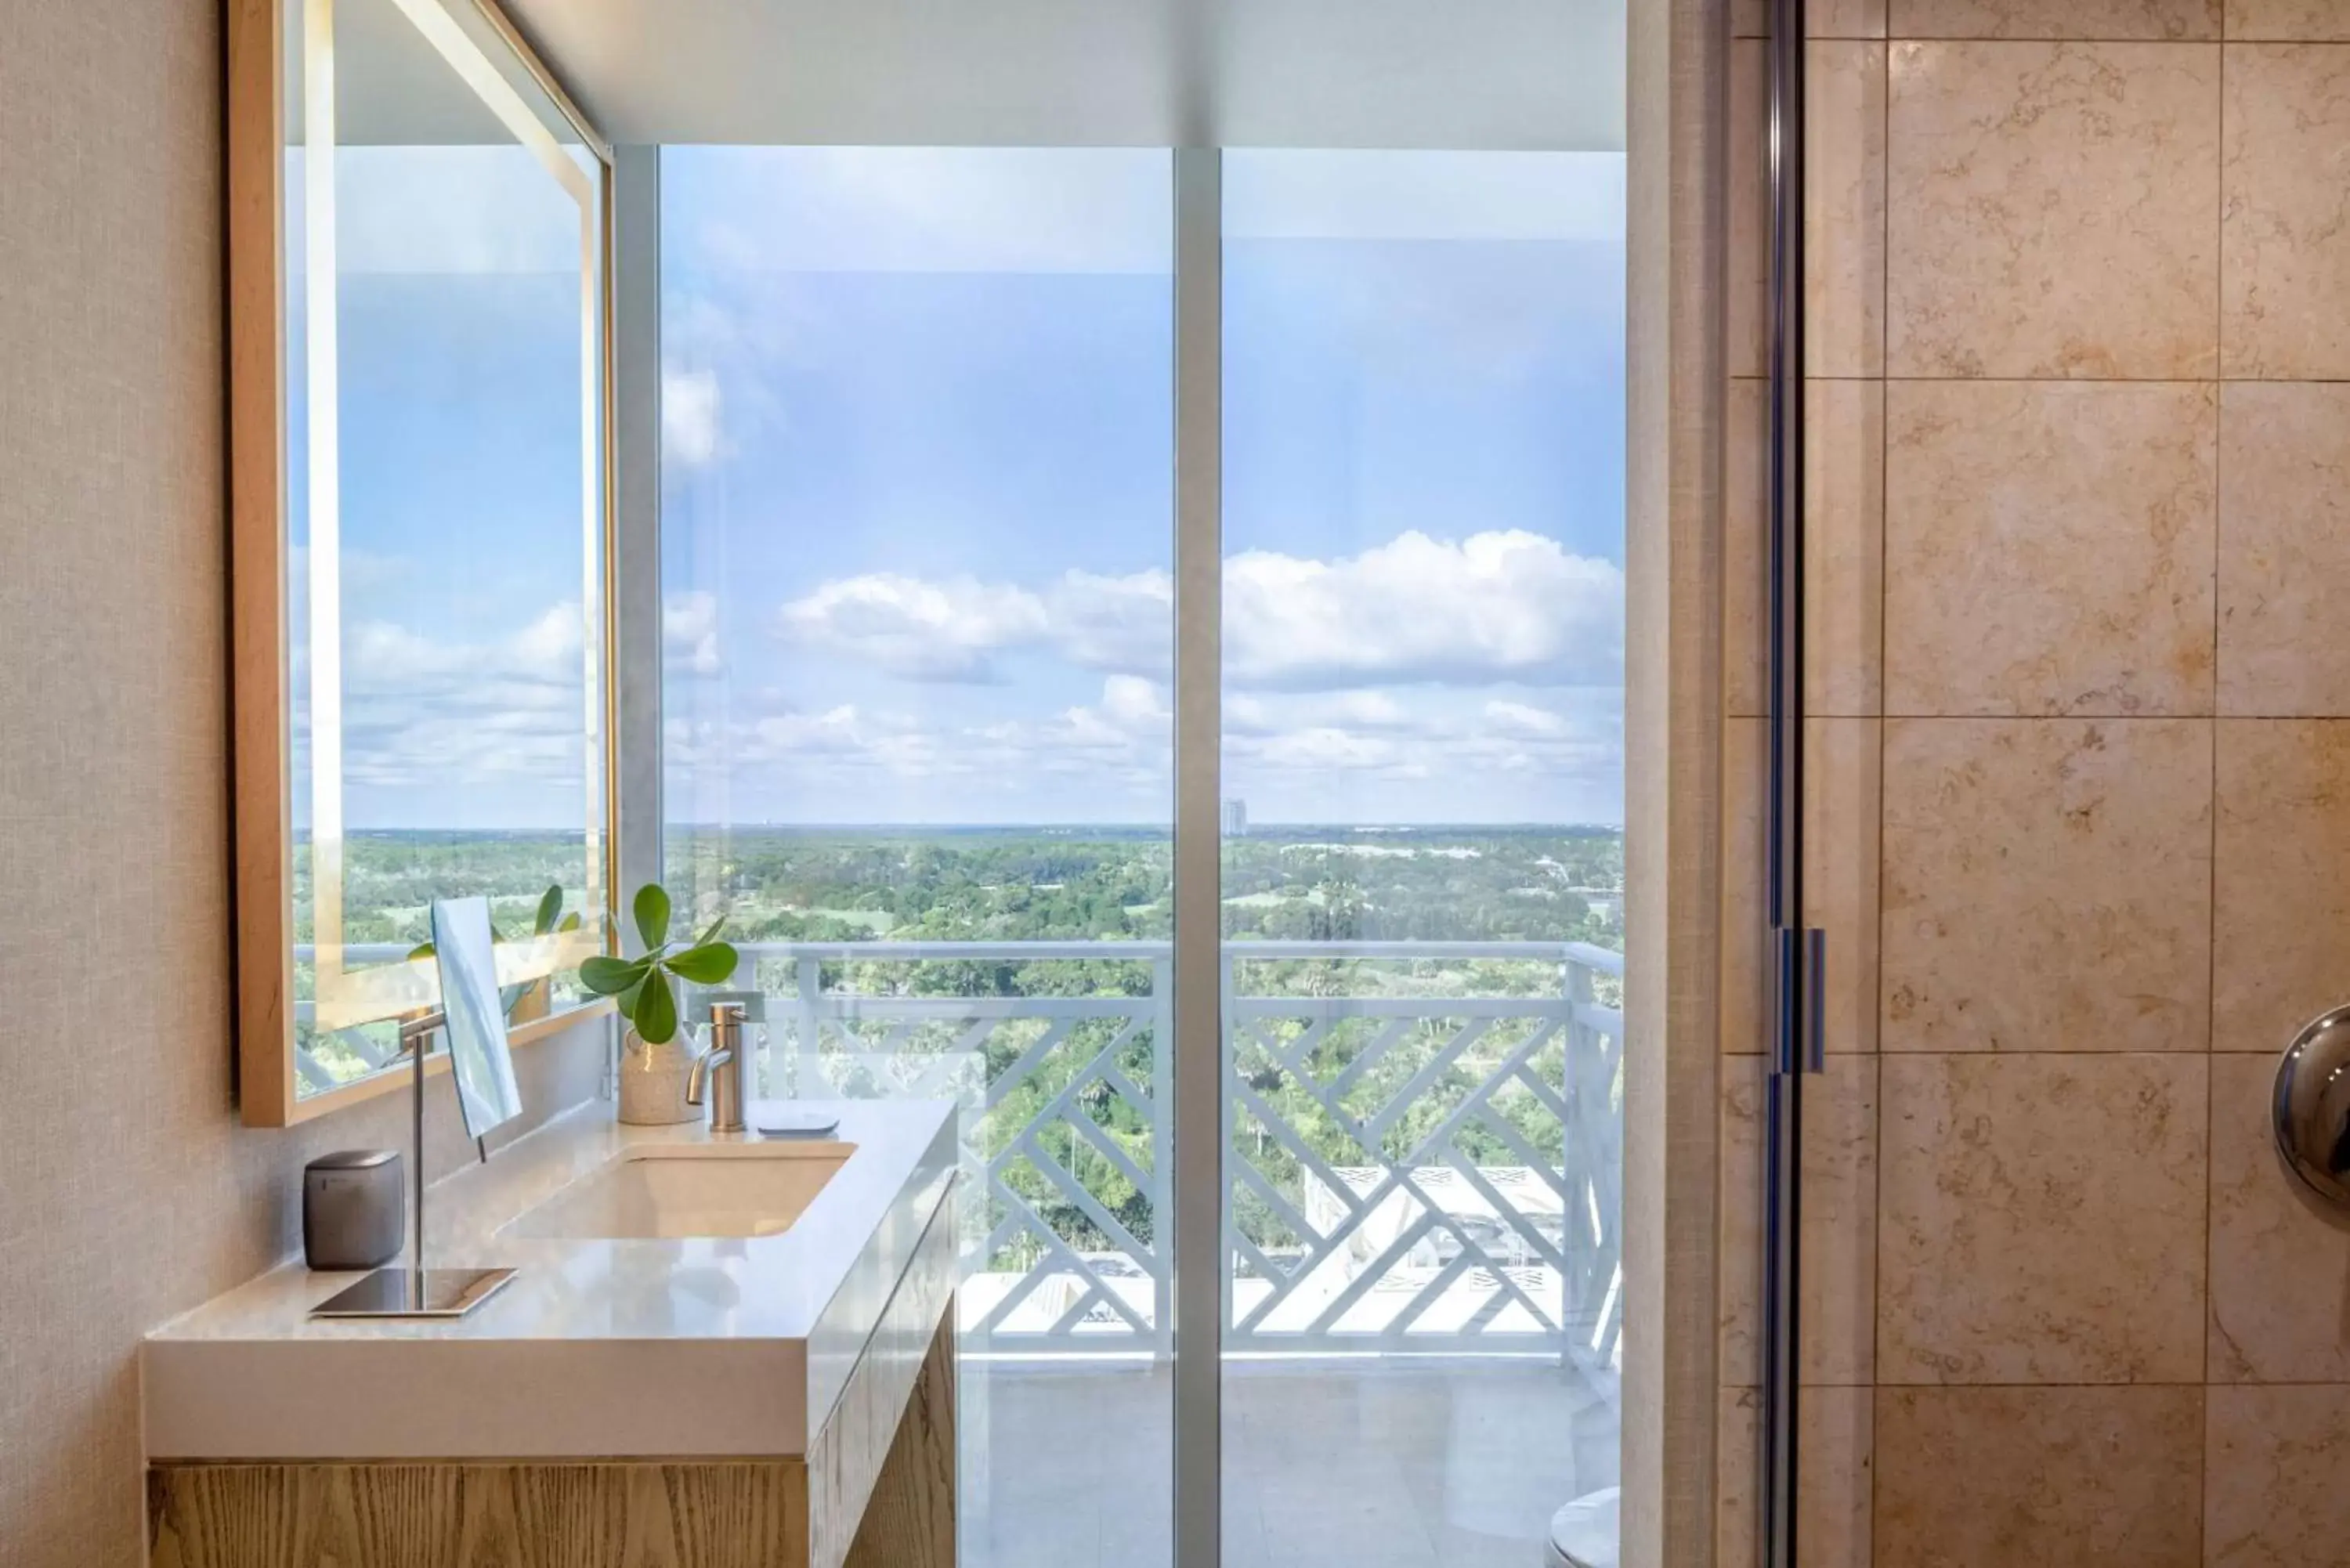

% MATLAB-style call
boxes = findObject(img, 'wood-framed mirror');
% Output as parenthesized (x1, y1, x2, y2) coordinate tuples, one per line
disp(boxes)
(229, 0, 616, 1126)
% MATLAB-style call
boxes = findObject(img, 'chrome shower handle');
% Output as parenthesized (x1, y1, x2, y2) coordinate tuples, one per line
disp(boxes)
(2272, 1003, 2350, 1228)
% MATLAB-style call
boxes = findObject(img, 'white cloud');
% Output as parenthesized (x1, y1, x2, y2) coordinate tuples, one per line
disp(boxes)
(663, 369, 725, 467)
(1324, 690, 1415, 731)
(664, 591, 724, 676)
(1483, 699, 1570, 739)
(1250, 727, 1409, 775)
(668, 674, 1617, 817)
(508, 604, 584, 681)
(1047, 569, 1174, 676)
(772, 573, 1050, 682)
(1227, 694, 1276, 735)
(1095, 674, 1170, 729)
(1217, 685, 1622, 807)
(1223, 530, 1622, 690)
(669, 677, 1173, 798)
(766, 529, 1619, 693)
(334, 604, 593, 792)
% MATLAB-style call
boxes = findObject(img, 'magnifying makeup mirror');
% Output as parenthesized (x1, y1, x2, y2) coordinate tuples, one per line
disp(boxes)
(431, 894, 524, 1140)
(310, 894, 524, 1319)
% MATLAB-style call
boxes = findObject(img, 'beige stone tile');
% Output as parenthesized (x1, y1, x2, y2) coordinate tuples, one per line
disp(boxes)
(1724, 718, 1770, 1056)
(1811, 43, 1889, 378)
(1890, 0, 2220, 37)
(1726, 379, 1885, 721)
(1875, 1387, 2203, 1568)
(2214, 721, 2350, 1053)
(2223, 45, 2350, 378)
(1884, 381, 2218, 717)
(2229, 0, 2350, 38)
(1880, 718, 2212, 1053)
(1810, 718, 1885, 1056)
(1886, 42, 2221, 378)
(1878, 1053, 2207, 1382)
(1717, 1386, 1873, 1568)
(1730, 41, 1771, 381)
(1736, 0, 1890, 38)
(2207, 1053, 2350, 1382)
(1726, 381, 1768, 721)
(2219, 383, 2350, 715)
(2207, 1386, 2350, 1567)
(1722, 718, 1882, 1056)
(1726, 42, 1887, 379)
(1720, 1055, 1878, 1386)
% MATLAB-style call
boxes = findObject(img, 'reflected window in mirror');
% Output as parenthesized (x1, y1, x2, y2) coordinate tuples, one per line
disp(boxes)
(232, 0, 615, 1125)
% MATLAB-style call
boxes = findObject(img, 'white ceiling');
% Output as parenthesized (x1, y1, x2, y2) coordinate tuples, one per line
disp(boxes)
(497, 0, 1625, 153)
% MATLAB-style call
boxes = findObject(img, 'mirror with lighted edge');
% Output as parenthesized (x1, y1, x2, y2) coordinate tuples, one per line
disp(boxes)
(229, 0, 616, 1129)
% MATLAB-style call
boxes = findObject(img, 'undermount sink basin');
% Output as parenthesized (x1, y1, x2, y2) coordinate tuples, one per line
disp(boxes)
(504, 1142, 856, 1241)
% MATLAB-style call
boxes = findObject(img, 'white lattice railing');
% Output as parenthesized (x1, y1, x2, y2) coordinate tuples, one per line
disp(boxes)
(732, 939, 1625, 1369)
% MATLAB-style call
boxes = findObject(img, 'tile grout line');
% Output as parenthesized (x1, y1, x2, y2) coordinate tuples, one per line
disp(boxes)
(2202, 52, 2224, 1559)
(1871, 21, 1892, 1552)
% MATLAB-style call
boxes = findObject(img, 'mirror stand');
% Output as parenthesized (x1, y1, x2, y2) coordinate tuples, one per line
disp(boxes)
(312, 1010, 518, 1320)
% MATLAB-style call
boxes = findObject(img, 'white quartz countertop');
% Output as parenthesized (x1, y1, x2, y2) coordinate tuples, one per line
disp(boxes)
(142, 1098, 958, 1461)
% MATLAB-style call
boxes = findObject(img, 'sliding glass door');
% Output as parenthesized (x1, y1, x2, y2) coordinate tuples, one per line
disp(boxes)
(654, 146, 1626, 1568)
(658, 146, 1178, 1568)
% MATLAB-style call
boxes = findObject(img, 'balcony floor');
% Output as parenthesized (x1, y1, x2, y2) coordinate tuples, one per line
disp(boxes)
(962, 1359, 1620, 1568)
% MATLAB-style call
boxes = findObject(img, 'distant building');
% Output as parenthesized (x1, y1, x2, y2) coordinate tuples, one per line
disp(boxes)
(1567, 887, 1623, 927)
(1221, 798, 1248, 837)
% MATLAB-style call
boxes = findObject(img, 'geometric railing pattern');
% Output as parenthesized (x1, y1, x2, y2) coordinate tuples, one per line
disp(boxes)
(734, 938, 1624, 1367)
(749, 941, 1176, 1353)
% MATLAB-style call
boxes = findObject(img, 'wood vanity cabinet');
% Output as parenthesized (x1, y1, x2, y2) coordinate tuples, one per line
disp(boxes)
(146, 1315, 955, 1568)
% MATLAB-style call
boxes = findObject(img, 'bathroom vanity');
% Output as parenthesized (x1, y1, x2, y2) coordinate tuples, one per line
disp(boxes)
(141, 1100, 959, 1568)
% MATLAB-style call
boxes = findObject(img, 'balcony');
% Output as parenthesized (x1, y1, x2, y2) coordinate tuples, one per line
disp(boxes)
(748, 937, 1624, 1566)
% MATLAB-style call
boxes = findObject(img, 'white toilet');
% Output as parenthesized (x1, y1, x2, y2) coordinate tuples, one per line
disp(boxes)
(1544, 1487, 1620, 1568)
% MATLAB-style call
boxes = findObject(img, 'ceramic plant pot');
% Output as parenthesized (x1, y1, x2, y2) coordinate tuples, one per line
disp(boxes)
(616, 1031, 699, 1125)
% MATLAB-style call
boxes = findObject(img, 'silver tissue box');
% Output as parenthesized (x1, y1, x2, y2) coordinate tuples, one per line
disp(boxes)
(303, 1150, 405, 1270)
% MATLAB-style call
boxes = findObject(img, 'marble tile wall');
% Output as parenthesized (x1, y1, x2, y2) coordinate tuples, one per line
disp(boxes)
(1723, 2, 2350, 1562)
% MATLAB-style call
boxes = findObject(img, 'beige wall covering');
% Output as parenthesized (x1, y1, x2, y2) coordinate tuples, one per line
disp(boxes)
(1622, 3, 1730, 1566)
(1723, 2, 2350, 1563)
(0, 2, 607, 1563)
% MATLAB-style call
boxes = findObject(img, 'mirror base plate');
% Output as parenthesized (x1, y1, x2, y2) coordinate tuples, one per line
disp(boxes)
(310, 1266, 517, 1320)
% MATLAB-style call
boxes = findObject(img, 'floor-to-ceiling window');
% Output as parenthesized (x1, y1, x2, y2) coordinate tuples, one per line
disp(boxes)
(1220, 150, 1625, 1568)
(656, 145, 1625, 1568)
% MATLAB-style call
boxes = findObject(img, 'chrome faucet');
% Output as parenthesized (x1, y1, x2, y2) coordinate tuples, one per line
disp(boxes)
(685, 1001, 749, 1134)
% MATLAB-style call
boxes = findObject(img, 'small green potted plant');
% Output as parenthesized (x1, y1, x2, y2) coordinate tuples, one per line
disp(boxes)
(580, 883, 739, 1125)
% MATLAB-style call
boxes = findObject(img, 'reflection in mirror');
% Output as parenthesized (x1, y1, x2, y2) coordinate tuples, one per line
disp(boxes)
(430, 896, 524, 1139)
(233, 0, 613, 1124)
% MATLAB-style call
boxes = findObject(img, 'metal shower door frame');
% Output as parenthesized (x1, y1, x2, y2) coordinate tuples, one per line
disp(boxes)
(1761, 1, 1827, 1566)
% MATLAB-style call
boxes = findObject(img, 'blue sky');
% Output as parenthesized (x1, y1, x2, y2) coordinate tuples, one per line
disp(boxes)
(292, 145, 596, 833)
(661, 147, 1626, 829)
(306, 146, 1626, 831)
